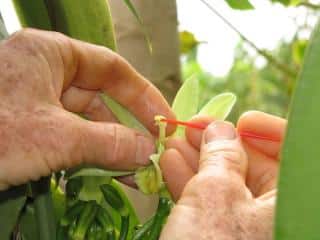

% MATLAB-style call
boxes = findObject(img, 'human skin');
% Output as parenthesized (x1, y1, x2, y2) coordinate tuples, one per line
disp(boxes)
(0, 29, 175, 190)
(160, 111, 286, 240)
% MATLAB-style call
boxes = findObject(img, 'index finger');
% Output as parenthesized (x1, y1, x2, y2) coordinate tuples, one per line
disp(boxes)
(6, 29, 175, 135)
(237, 111, 286, 158)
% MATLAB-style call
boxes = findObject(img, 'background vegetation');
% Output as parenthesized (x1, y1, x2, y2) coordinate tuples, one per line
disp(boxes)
(180, 0, 320, 121)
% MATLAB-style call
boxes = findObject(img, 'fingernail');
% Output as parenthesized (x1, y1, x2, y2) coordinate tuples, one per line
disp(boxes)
(205, 121, 237, 143)
(136, 135, 155, 165)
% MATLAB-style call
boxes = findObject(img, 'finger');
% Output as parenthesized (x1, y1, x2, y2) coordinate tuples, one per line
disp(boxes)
(165, 137, 199, 172)
(83, 94, 118, 122)
(5, 29, 175, 135)
(185, 115, 214, 150)
(256, 189, 277, 201)
(116, 175, 137, 188)
(61, 87, 119, 122)
(237, 111, 283, 196)
(48, 111, 156, 172)
(244, 143, 278, 196)
(173, 121, 250, 211)
(160, 149, 194, 201)
(199, 121, 247, 181)
(237, 111, 286, 158)
(180, 121, 251, 204)
(80, 122, 155, 170)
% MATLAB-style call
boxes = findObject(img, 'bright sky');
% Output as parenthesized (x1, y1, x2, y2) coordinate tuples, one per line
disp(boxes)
(0, 0, 318, 76)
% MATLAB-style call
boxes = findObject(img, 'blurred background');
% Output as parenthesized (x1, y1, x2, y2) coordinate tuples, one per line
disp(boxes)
(1, 0, 319, 121)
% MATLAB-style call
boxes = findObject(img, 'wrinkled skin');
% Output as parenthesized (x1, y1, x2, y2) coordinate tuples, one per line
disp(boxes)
(0, 28, 287, 240)
(160, 111, 286, 240)
(0, 29, 175, 190)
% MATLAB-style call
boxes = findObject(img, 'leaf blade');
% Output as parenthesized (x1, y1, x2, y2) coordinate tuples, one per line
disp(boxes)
(0, 186, 27, 240)
(100, 93, 148, 133)
(198, 92, 236, 120)
(172, 76, 199, 137)
(275, 20, 320, 240)
(225, 0, 254, 10)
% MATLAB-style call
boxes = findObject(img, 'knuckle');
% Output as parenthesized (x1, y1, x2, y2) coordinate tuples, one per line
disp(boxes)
(5, 28, 37, 49)
(185, 173, 245, 208)
(202, 143, 247, 177)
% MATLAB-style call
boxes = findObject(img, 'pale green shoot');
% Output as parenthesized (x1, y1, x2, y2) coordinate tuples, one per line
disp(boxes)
(100, 93, 147, 133)
(199, 92, 236, 120)
(134, 116, 167, 195)
(172, 76, 199, 137)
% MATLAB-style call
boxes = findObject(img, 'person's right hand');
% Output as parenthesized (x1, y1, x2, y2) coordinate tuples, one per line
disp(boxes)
(160, 111, 286, 240)
(0, 29, 175, 190)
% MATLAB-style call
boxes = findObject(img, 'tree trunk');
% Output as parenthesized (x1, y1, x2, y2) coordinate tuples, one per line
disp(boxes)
(109, 0, 181, 103)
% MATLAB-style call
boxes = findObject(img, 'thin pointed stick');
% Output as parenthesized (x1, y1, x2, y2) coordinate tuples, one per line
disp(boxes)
(161, 118, 280, 142)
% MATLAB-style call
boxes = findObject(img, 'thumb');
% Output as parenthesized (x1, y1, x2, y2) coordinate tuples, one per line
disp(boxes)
(195, 121, 249, 197)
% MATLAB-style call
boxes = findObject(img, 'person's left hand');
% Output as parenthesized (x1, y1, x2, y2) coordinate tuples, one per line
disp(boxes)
(0, 29, 175, 190)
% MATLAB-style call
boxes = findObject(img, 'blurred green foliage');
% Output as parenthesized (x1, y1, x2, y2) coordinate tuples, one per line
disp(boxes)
(225, 0, 254, 10)
(179, 30, 310, 121)
(223, 0, 304, 10)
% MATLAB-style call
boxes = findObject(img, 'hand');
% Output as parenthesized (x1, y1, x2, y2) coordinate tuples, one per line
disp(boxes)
(0, 29, 175, 190)
(160, 111, 286, 240)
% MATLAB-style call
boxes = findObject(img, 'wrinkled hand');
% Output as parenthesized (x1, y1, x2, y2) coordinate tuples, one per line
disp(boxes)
(160, 111, 286, 240)
(0, 29, 175, 190)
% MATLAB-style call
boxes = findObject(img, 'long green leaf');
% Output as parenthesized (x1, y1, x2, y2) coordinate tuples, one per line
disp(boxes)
(109, 179, 140, 239)
(198, 92, 236, 120)
(100, 93, 148, 133)
(47, 0, 116, 50)
(275, 20, 320, 240)
(31, 178, 56, 240)
(0, 13, 8, 40)
(172, 76, 199, 137)
(0, 186, 27, 240)
(12, 0, 52, 29)
(20, 204, 39, 240)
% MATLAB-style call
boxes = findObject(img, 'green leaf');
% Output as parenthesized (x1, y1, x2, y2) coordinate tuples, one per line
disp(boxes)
(275, 20, 320, 240)
(69, 168, 134, 179)
(20, 204, 39, 240)
(290, 0, 302, 5)
(0, 186, 27, 240)
(225, 0, 254, 10)
(100, 93, 148, 133)
(47, 0, 117, 50)
(0, 13, 8, 40)
(292, 39, 308, 65)
(271, 0, 300, 6)
(31, 178, 56, 240)
(172, 76, 199, 137)
(50, 180, 66, 222)
(109, 180, 140, 238)
(180, 31, 199, 54)
(78, 176, 112, 202)
(198, 92, 236, 120)
(12, 0, 52, 30)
